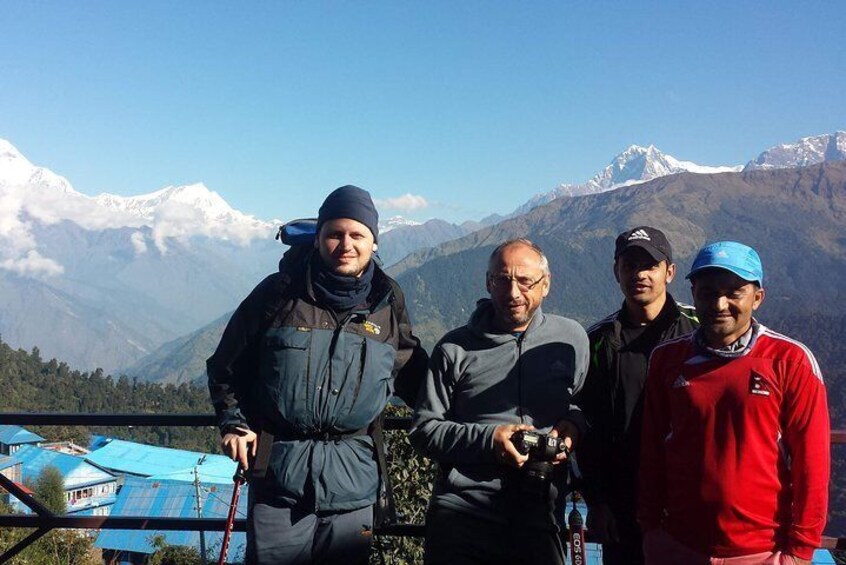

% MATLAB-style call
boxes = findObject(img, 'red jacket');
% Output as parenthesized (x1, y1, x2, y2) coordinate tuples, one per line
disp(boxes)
(638, 323, 829, 560)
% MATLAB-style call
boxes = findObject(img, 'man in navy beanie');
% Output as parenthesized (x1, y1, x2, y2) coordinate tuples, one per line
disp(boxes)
(208, 185, 427, 564)
(317, 185, 380, 242)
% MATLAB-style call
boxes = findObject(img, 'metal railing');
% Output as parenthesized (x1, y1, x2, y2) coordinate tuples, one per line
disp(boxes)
(0, 413, 844, 563)
(0, 413, 422, 563)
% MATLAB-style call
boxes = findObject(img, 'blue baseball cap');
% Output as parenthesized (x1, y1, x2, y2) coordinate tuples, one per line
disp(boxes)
(686, 241, 764, 287)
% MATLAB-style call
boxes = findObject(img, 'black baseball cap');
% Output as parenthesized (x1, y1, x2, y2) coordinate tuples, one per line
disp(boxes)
(614, 226, 673, 263)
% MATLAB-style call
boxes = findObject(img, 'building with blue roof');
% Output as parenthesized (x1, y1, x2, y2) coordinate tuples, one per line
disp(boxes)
(0, 455, 23, 505)
(95, 475, 248, 565)
(86, 438, 237, 484)
(6, 444, 117, 515)
(0, 425, 44, 455)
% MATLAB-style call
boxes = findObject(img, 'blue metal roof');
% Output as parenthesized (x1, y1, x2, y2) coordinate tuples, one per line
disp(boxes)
(8, 445, 116, 489)
(812, 550, 837, 564)
(148, 458, 238, 484)
(0, 455, 17, 471)
(0, 425, 44, 446)
(86, 438, 237, 483)
(88, 434, 110, 451)
(94, 475, 248, 561)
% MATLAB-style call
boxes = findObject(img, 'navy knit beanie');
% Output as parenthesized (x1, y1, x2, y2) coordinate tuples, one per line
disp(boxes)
(317, 185, 379, 241)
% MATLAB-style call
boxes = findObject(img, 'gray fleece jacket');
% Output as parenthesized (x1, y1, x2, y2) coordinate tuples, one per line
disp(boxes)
(410, 299, 589, 527)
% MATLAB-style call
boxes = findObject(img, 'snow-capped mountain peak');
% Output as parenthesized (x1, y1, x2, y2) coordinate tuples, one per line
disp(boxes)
(0, 138, 27, 162)
(379, 215, 422, 234)
(0, 139, 276, 277)
(0, 139, 80, 196)
(95, 183, 236, 220)
(744, 131, 846, 171)
(595, 144, 739, 189)
(511, 144, 742, 216)
(93, 182, 274, 248)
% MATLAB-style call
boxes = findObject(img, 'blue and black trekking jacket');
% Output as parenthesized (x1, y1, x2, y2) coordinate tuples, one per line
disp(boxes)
(207, 242, 427, 512)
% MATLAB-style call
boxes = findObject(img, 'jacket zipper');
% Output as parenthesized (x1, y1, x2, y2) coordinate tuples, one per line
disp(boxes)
(517, 333, 525, 422)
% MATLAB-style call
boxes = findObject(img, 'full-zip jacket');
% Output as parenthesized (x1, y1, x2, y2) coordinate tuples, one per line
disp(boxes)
(207, 251, 427, 511)
(638, 323, 829, 560)
(575, 294, 697, 509)
(410, 300, 589, 528)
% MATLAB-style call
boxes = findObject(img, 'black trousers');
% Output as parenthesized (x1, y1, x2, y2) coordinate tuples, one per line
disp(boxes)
(424, 505, 565, 565)
(600, 510, 644, 565)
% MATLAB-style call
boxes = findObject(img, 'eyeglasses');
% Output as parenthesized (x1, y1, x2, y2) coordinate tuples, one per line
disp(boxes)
(488, 274, 546, 292)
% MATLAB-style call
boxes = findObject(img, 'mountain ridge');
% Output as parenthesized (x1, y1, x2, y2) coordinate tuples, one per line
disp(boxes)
(3, 133, 844, 373)
(745, 131, 846, 171)
(126, 162, 846, 392)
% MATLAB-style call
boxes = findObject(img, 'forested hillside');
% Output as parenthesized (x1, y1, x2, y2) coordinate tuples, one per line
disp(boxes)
(0, 337, 218, 452)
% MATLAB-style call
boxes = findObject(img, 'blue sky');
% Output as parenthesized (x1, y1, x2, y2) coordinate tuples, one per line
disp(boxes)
(1, 2, 843, 224)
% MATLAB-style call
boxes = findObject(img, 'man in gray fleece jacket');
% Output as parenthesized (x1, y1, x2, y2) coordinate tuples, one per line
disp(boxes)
(411, 239, 589, 565)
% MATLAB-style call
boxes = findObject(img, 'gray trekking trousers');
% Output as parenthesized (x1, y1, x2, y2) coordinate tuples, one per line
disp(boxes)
(246, 488, 373, 565)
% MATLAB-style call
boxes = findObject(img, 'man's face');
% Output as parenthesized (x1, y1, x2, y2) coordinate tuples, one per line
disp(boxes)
(485, 243, 550, 332)
(614, 247, 675, 308)
(316, 218, 375, 277)
(691, 269, 764, 347)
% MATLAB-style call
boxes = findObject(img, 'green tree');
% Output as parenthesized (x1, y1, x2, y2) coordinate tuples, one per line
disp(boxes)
(149, 534, 203, 565)
(0, 500, 99, 565)
(34, 530, 100, 565)
(35, 465, 66, 515)
(370, 404, 434, 564)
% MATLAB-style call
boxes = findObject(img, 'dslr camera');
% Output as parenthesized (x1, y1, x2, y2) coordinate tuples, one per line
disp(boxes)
(509, 430, 569, 496)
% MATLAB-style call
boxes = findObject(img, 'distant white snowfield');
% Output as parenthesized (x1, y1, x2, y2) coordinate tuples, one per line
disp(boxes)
(744, 131, 846, 171)
(0, 139, 275, 274)
(379, 215, 423, 233)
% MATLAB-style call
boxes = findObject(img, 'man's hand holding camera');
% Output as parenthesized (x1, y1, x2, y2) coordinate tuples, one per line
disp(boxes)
(492, 423, 533, 468)
(549, 418, 579, 463)
(492, 418, 579, 469)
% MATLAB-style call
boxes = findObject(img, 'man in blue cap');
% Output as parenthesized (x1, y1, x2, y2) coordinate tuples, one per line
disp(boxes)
(638, 241, 829, 565)
(208, 185, 427, 564)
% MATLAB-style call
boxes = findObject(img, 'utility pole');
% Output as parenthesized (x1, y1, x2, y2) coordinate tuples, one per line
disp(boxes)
(194, 455, 208, 564)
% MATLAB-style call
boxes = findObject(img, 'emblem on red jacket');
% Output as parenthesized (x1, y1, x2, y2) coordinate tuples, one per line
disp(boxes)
(749, 371, 771, 396)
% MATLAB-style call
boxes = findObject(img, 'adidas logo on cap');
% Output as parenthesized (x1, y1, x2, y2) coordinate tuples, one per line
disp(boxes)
(615, 226, 672, 262)
(627, 229, 651, 241)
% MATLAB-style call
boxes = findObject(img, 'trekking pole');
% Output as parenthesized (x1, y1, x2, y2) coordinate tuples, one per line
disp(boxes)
(217, 465, 246, 565)
(567, 460, 587, 565)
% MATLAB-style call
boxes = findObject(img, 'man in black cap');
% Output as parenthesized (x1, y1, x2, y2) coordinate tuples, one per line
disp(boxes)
(208, 185, 427, 564)
(574, 226, 698, 565)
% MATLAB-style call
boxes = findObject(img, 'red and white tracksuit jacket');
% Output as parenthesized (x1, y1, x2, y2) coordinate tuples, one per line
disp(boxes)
(638, 322, 829, 561)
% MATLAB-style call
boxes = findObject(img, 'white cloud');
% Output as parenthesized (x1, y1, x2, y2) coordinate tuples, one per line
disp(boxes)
(375, 193, 429, 212)
(0, 249, 64, 276)
(0, 187, 36, 253)
(1, 175, 135, 276)
(130, 231, 148, 255)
